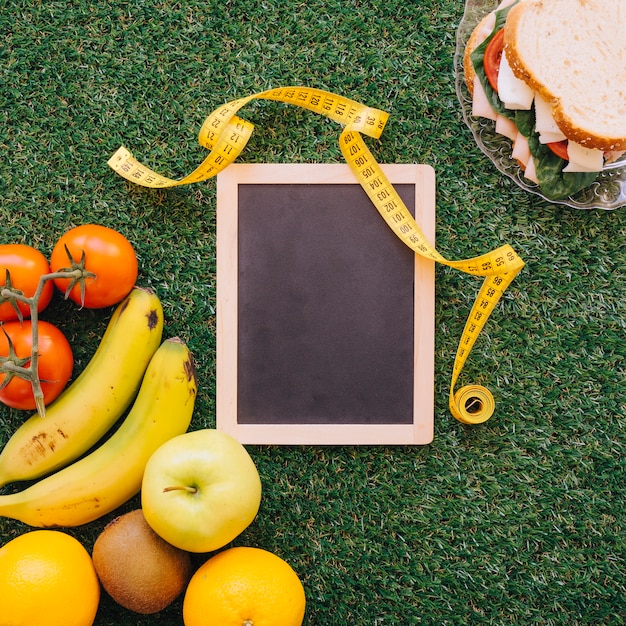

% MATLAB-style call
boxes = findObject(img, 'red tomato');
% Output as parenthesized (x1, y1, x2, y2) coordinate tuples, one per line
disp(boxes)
(0, 244, 54, 322)
(547, 140, 569, 161)
(484, 28, 504, 93)
(50, 224, 138, 308)
(0, 320, 74, 410)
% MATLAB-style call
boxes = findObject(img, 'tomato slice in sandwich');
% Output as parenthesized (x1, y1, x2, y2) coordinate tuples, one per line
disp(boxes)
(483, 28, 504, 92)
(546, 140, 569, 160)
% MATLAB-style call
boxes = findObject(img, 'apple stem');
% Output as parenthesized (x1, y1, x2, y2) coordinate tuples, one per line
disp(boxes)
(162, 485, 198, 494)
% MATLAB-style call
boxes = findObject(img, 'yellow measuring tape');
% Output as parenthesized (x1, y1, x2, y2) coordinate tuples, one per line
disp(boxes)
(107, 86, 524, 425)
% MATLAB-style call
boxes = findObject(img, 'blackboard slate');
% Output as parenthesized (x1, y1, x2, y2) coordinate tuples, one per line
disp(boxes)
(236, 182, 416, 425)
(216, 164, 435, 445)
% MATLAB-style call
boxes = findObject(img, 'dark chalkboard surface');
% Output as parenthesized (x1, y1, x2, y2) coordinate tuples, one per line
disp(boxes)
(216, 164, 435, 444)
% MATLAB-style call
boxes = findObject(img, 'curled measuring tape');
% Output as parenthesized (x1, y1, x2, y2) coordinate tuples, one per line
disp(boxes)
(107, 86, 525, 424)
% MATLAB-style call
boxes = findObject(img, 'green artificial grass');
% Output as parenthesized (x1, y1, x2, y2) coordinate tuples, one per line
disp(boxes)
(1, 0, 625, 624)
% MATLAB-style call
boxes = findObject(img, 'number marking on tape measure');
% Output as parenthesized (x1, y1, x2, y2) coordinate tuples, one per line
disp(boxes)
(107, 86, 525, 424)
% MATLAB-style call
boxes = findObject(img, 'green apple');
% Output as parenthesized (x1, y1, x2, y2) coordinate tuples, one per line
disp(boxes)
(141, 429, 262, 553)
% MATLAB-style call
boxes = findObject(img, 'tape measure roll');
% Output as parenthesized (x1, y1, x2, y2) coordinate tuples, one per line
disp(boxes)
(107, 86, 525, 424)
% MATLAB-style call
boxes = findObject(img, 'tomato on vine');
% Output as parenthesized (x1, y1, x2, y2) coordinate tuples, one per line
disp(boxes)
(50, 224, 138, 308)
(0, 244, 54, 322)
(0, 320, 74, 410)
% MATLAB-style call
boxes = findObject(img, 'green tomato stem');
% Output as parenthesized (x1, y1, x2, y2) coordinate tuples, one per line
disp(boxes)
(1, 268, 88, 418)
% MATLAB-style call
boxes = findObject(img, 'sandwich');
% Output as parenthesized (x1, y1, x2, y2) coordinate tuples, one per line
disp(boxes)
(463, 0, 626, 201)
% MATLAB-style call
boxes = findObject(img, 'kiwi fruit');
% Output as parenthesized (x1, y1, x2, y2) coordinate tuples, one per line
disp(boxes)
(92, 509, 193, 614)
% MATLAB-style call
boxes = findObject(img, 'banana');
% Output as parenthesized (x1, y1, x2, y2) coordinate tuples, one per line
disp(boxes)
(0, 337, 197, 527)
(0, 286, 164, 488)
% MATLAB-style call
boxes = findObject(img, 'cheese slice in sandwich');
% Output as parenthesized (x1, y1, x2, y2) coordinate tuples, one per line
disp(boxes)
(534, 94, 566, 145)
(497, 49, 534, 111)
(563, 142, 605, 173)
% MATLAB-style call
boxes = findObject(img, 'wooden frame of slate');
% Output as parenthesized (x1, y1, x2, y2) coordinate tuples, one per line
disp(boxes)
(216, 163, 435, 445)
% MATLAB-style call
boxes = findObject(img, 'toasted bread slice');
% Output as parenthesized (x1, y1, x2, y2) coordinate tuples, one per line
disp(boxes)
(463, 13, 496, 95)
(505, 0, 626, 151)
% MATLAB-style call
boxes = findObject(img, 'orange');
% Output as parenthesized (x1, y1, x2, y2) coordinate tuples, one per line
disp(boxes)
(0, 530, 100, 626)
(183, 546, 306, 626)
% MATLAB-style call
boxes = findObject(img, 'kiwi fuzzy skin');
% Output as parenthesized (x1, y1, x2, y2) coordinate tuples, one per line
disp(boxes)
(92, 509, 193, 615)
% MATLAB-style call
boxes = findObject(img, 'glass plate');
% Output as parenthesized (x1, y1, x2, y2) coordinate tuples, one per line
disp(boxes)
(453, 0, 626, 210)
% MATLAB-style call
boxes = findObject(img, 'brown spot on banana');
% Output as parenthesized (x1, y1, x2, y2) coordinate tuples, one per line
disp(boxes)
(184, 354, 197, 386)
(146, 308, 160, 330)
